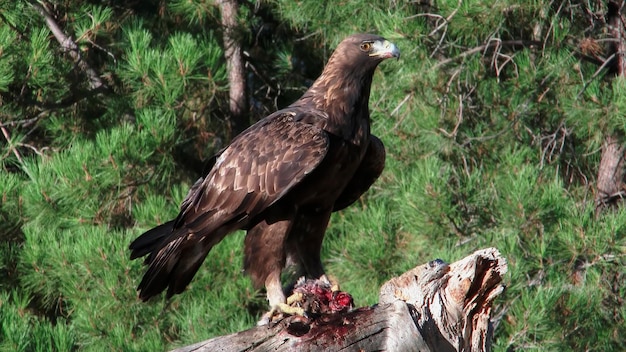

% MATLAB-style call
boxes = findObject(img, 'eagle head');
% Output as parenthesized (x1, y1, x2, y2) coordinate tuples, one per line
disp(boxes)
(332, 34, 400, 69)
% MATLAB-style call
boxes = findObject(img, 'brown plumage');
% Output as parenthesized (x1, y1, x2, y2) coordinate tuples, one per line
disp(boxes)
(129, 34, 399, 311)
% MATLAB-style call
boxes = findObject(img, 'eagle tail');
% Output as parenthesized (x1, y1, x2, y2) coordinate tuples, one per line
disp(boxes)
(136, 234, 211, 301)
(130, 223, 224, 301)
(129, 220, 175, 262)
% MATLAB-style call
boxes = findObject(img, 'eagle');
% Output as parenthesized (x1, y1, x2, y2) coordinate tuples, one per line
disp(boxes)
(129, 33, 400, 319)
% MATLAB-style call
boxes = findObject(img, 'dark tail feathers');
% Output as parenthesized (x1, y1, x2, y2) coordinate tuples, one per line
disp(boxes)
(129, 221, 175, 263)
(130, 221, 212, 301)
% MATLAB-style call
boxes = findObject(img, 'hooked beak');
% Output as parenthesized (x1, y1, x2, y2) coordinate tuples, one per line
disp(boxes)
(370, 39, 400, 60)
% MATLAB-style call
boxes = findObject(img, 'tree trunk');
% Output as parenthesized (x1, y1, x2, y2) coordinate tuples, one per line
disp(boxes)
(218, 0, 248, 136)
(596, 135, 625, 213)
(171, 248, 507, 352)
(595, 0, 626, 216)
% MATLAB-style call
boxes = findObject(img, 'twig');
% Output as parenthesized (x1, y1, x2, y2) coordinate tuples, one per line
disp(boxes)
(86, 38, 117, 64)
(433, 40, 541, 70)
(295, 30, 321, 42)
(390, 93, 411, 116)
(439, 68, 461, 119)
(31, 1, 107, 91)
(495, 52, 518, 78)
(577, 53, 617, 98)
(538, 121, 569, 168)
(428, 0, 462, 37)
(460, 126, 509, 147)
(17, 143, 48, 157)
(405, 13, 450, 58)
(1, 126, 24, 166)
(0, 125, 35, 180)
(430, 22, 448, 58)
(438, 94, 463, 138)
(0, 116, 41, 128)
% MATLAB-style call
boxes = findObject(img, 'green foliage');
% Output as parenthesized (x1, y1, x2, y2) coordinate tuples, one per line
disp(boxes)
(1, 0, 626, 351)
(0, 25, 16, 92)
(120, 27, 225, 109)
(72, 5, 114, 44)
(0, 291, 76, 352)
(169, 0, 219, 26)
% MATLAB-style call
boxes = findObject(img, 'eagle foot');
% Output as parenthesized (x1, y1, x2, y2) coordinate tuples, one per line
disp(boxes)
(257, 301, 306, 326)
(257, 275, 354, 325)
(287, 291, 304, 305)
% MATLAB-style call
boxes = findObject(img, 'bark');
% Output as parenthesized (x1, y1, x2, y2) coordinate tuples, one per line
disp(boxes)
(218, 0, 248, 135)
(595, 135, 625, 213)
(608, 1, 626, 75)
(171, 248, 507, 352)
(595, 1, 626, 216)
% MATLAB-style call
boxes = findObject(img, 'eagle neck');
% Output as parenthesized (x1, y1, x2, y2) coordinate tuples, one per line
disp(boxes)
(301, 63, 377, 146)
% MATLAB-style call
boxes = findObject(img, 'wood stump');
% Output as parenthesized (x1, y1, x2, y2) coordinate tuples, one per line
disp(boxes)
(172, 248, 507, 352)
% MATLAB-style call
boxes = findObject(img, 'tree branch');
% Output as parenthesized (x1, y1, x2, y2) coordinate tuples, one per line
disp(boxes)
(433, 40, 541, 70)
(170, 248, 507, 352)
(31, 1, 107, 91)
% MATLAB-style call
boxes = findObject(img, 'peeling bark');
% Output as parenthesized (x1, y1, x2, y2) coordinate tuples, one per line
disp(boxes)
(171, 248, 507, 352)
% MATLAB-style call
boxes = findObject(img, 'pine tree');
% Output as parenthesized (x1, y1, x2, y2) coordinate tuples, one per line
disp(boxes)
(0, 1, 231, 350)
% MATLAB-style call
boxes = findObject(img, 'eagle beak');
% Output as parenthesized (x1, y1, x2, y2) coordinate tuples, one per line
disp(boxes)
(370, 40, 401, 60)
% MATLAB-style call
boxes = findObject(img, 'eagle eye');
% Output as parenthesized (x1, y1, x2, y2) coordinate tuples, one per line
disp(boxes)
(360, 42, 372, 51)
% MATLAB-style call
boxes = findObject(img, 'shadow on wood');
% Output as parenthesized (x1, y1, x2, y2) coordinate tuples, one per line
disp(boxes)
(171, 248, 507, 352)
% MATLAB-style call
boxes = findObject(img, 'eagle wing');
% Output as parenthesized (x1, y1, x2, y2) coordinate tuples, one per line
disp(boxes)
(132, 111, 330, 299)
(175, 111, 329, 233)
(333, 134, 385, 211)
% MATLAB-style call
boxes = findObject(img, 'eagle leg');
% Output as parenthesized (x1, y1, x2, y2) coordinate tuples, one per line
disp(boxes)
(265, 270, 286, 309)
(291, 209, 333, 280)
(244, 215, 297, 325)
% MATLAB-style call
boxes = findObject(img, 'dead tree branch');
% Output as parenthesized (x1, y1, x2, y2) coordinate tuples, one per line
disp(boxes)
(171, 248, 507, 352)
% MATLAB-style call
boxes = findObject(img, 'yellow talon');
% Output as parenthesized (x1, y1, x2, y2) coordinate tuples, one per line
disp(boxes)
(258, 301, 306, 326)
(276, 302, 305, 317)
(286, 292, 304, 305)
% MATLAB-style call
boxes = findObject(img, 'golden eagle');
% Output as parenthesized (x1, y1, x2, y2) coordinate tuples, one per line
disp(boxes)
(130, 33, 399, 316)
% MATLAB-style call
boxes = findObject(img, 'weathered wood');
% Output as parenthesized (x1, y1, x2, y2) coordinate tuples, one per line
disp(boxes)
(379, 248, 506, 352)
(174, 302, 427, 352)
(171, 248, 507, 352)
